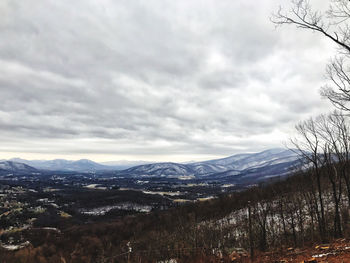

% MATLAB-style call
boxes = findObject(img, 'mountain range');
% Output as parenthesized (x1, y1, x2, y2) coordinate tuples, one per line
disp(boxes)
(8, 158, 107, 172)
(117, 148, 300, 180)
(1, 148, 301, 181)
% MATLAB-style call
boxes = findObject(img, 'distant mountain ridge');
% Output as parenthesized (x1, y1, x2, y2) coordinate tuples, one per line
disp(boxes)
(0, 161, 38, 174)
(5, 149, 301, 181)
(9, 158, 149, 172)
(201, 148, 298, 171)
(101, 160, 150, 169)
(9, 158, 112, 172)
(116, 148, 300, 180)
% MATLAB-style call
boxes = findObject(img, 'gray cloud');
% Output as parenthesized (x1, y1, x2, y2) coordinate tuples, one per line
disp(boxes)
(0, 0, 336, 161)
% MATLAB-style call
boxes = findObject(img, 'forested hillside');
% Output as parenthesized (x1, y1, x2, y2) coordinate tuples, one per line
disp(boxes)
(2, 161, 350, 263)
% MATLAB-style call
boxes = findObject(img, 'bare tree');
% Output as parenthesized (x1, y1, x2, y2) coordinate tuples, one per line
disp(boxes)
(290, 117, 327, 241)
(329, 111, 350, 207)
(317, 114, 343, 237)
(272, 0, 350, 111)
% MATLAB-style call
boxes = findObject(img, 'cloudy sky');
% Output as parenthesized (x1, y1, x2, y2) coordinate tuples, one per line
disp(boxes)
(0, 0, 337, 162)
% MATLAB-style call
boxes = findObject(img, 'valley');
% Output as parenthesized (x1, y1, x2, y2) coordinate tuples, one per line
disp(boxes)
(0, 148, 300, 254)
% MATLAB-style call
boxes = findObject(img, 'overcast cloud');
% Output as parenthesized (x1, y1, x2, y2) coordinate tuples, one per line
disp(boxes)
(0, 0, 337, 162)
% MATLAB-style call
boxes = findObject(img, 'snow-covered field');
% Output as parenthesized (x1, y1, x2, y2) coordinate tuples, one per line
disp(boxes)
(80, 203, 153, 215)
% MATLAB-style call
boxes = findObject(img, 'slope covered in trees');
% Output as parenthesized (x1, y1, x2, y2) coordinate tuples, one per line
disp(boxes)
(1, 161, 350, 262)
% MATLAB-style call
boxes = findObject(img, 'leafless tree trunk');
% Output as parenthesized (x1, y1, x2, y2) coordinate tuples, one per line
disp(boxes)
(317, 112, 347, 237)
(290, 117, 327, 241)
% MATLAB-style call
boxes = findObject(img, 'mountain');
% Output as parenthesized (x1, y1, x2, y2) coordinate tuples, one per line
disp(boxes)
(199, 148, 298, 171)
(101, 160, 150, 170)
(120, 162, 196, 177)
(9, 158, 112, 172)
(116, 148, 301, 180)
(0, 161, 38, 174)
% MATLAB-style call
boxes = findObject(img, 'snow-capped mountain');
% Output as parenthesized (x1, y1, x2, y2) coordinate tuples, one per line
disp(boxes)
(9, 158, 112, 172)
(189, 163, 228, 175)
(116, 148, 301, 179)
(121, 162, 195, 177)
(199, 148, 298, 171)
(0, 161, 38, 174)
(7, 149, 301, 180)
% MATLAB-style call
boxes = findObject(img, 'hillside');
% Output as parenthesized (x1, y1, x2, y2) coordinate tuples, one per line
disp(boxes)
(2, 162, 350, 263)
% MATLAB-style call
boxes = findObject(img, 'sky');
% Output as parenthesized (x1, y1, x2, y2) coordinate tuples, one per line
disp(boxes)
(0, 0, 337, 162)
